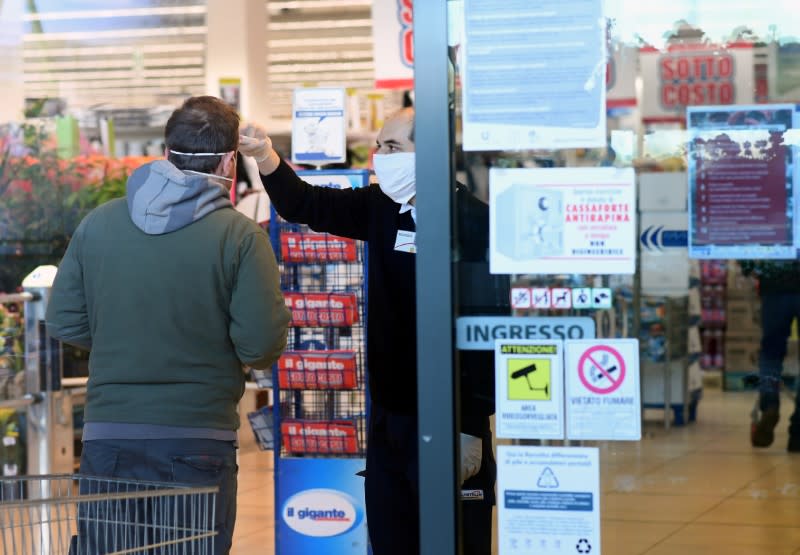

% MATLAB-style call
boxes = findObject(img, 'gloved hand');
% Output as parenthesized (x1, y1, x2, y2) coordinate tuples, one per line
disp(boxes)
(239, 123, 274, 163)
(460, 433, 482, 483)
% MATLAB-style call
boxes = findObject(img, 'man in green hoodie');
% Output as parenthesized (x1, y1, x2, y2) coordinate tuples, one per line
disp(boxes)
(46, 96, 290, 554)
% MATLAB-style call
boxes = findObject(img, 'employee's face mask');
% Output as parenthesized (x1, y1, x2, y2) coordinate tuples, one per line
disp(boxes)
(373, 152, 416, 205)
(169, 149, 236, 189)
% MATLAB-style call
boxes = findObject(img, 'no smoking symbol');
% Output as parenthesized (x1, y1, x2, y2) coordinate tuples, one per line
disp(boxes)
(578, 345, 626, 395)
(576, 538, 591, 553)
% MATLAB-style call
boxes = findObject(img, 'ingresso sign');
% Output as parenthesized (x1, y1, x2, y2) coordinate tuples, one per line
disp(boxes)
(455, 316, 596, 351)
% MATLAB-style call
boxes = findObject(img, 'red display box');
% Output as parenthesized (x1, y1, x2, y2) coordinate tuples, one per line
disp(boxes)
(278, 351, 358, 390)
(284, 292, 359, 327)
(281, 420, 359, 455)
(280, 232, 357, 263)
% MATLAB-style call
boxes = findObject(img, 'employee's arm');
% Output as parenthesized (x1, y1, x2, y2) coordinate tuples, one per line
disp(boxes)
(45, 223, 92, 350)
(240, 128, 371, 241)
(229, 231, 292, 369)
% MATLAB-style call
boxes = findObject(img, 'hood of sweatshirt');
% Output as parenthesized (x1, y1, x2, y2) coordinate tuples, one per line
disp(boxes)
(126, 160, 233, 235)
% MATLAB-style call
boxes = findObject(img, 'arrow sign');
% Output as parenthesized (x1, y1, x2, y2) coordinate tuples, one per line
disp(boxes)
(640, 225, 688, 251)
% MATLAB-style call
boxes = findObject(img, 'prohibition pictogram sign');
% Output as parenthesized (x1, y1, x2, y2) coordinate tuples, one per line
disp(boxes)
(577, 345, 626, 395)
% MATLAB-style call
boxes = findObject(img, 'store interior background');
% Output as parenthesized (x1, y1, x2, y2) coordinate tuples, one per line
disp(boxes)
(1, 0, 800, 553)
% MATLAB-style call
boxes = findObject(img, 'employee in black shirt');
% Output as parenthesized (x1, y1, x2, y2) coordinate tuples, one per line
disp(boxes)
(240, 108, 507, 555)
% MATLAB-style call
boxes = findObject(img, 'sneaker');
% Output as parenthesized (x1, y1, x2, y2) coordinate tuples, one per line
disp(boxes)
(751, 407, 780, 448)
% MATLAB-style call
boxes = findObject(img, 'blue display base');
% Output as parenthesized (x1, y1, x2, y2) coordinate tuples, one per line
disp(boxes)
(643, 388, 703, 426)
(275, 458, 369, 554)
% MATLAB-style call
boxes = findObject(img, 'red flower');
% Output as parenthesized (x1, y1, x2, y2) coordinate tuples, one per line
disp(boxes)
(8, 179, 32, 193)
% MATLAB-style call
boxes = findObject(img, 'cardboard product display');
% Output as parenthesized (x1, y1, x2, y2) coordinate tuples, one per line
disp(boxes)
(725, 333, 760, 372)
(726, 298, 761, 335)
(726, 261, 758, 299)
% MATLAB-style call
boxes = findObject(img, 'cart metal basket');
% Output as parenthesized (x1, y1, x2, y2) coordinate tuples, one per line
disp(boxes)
(0, 474, 217, 554)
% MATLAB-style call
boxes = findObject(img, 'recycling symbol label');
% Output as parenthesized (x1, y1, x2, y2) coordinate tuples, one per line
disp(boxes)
(576, 538, 592, 553)
(537, 467, 559, 488)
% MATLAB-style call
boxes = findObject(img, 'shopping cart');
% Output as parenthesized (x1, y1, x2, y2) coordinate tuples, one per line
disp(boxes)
(0, 474, 217, 554)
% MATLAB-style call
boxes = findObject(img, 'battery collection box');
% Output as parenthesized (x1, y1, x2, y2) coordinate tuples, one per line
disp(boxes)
(278, 351, 358, 390)
(281, 419, 360, 455)
(280, 232, 358, 263)
(283, 292, 360, 327)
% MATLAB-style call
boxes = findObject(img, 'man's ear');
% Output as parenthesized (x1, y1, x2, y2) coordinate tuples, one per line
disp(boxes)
(218, 151, 236, 175)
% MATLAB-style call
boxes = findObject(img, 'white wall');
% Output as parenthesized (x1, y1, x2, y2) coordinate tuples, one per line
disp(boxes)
(0, 0, 24, 122)
(205, 0, 270, 124)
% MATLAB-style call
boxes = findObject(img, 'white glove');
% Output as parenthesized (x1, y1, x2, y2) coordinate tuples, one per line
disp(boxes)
(239, 123, 273, 163)
(460, 433, 482, 483)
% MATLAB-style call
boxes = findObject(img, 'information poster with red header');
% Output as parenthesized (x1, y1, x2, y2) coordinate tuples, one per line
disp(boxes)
(687, 103, 800, 260)
(489, 167, 637, 275)
(640, 43, 755, 123)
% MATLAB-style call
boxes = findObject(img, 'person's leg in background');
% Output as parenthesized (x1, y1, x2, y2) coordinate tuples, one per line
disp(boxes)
(786, 294, 800, 451)
(364, 406, 419, 555)
(753, 293, 795, 447)
(75, 438, 238, 554)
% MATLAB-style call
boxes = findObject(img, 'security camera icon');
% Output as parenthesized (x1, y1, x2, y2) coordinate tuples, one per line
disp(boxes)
(511, 363, 549, 396)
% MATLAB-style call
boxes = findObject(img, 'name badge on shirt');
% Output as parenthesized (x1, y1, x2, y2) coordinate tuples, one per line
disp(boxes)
(394, 230, 417, 253)
(461, 489, 485, 501)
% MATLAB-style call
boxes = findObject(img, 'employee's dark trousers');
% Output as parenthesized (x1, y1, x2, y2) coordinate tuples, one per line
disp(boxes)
(72, 438, 237, 555)
(364, 404, 494, 555)
(759, 293, 800, 435)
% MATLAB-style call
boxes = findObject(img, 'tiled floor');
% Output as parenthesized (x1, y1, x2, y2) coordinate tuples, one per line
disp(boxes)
(231, 385, 800, 554)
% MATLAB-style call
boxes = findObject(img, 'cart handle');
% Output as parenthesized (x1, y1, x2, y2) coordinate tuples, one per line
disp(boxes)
(0, 292, 38, 304)
(0, 393, 44, 410)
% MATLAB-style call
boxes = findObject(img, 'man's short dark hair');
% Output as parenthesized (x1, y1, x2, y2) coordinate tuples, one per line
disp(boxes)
(165, 96, 240, 173)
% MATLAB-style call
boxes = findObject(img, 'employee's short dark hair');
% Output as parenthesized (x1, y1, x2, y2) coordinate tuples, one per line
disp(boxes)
(165, 96, 240, 173)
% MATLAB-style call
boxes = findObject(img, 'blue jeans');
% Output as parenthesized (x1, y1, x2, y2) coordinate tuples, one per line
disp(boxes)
(759, 294, 800, 434)
(73, 438, 237, 554)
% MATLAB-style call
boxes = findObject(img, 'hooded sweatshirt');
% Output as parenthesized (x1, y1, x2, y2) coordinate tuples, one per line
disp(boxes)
(46, 160, 290, 435)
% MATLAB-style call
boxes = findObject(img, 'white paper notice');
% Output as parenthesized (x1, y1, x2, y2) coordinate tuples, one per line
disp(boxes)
(490, 167, 637, 275)
(498, 446, 601, 555)
(495, 341, 564, 440)
(565, 339, 641, 441)
(291, 88, 346, 166)
(640, 211, 690, 296)
(461, 0, 607, 151)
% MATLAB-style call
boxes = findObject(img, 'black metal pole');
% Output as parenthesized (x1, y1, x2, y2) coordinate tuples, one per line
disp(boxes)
(414, 2, 460, 554)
